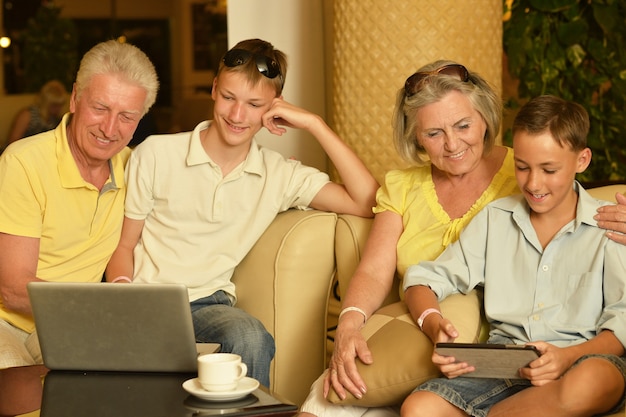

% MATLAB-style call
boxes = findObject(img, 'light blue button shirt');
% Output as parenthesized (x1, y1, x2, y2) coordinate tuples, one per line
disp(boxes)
(404, 182, 626, 348)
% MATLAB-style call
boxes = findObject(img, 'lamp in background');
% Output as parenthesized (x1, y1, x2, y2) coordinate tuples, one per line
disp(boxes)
(0, 35, 10, 48)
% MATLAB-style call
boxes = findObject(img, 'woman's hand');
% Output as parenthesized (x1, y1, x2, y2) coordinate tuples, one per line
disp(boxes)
(323, 314, 372, 401)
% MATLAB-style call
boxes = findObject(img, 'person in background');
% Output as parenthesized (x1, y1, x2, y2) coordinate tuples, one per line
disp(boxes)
(7, 80, 69, 145)
(105, 38, 378, 388)
(0, 40, 159, 369)
(401, 95, 626, 417)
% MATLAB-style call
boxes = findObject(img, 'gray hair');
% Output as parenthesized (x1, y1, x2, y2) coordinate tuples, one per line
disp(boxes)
(392, 60, 501, 166)
(75, 40, 159, 115)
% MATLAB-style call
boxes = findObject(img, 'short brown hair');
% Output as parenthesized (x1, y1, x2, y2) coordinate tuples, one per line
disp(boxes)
(512, 95, 589, 151)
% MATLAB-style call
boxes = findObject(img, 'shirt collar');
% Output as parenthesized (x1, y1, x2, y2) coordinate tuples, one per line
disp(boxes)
(493, 181, 601, 229)
(186, 120, 264, 176)
(574, 181, 604, 228)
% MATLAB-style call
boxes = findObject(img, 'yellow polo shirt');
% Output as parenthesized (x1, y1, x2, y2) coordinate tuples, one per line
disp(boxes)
(0, 113, 130, 332)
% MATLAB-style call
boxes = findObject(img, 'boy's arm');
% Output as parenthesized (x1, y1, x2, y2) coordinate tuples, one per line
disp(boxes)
(105, 217, 144, 282)
(404, 285, 454, 343)
(263, 99, 378, 217)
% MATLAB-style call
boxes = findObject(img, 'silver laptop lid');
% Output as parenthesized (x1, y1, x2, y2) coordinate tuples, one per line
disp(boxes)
(28, 281, 204, 372)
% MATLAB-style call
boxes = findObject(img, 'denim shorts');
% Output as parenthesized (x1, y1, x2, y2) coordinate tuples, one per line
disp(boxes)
(414, 354, 626, 417)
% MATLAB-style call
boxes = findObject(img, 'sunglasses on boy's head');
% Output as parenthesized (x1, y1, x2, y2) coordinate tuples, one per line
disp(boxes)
(404, 64, 470, 97)
(223, 49, 283, 82)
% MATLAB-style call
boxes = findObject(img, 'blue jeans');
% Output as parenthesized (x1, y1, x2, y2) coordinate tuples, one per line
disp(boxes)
(190, 291, 275, 387)
(416, 354, 626, 417)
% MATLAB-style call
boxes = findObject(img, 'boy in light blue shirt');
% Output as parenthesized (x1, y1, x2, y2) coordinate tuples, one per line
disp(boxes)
(402, 95, 626, 417)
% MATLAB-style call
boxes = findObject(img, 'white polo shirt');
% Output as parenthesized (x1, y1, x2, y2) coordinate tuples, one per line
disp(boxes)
(125, 121, 329, 302)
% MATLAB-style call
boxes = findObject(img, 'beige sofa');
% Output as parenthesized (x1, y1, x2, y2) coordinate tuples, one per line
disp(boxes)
(232, 185, 626, 415)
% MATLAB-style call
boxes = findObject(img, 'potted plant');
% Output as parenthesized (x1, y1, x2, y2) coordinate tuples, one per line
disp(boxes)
(503, 0, 626, 182)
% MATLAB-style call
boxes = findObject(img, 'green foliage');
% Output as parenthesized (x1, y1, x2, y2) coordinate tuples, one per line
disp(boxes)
(503, 0, 626, 182)
(21, 3, 78, 93)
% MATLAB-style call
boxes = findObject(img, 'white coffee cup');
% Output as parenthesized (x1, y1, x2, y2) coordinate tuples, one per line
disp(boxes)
(197, 353, 248, 392)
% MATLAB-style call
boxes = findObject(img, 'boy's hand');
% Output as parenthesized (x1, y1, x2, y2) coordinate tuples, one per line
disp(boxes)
(518, 341, 573, 385)
(262, 98, 318, 136)
(433, 349, 476, 379)
(428, 318, 467, 378)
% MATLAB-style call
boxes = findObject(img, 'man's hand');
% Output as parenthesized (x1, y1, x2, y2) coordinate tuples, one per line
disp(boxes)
(595, 193, 626, 245)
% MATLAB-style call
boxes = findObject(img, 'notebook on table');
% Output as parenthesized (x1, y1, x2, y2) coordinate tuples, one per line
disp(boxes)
(27, 281, 219, 373)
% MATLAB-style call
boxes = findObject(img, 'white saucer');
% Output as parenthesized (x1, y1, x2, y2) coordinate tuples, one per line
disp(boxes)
(182, 377, 260, 401)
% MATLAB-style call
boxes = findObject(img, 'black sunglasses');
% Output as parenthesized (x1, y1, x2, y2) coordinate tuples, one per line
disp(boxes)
(404, 64, 470, 97)
(223, 49, 283, 82)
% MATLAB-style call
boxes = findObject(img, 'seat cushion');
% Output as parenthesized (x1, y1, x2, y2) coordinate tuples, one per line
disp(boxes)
(327, 290, 483, 407)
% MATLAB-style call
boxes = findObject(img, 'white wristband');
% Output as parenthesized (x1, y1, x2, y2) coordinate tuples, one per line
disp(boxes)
(112, 276, 132, 283)
(338, 306, 367, 324)
(417, 308, 442, 331)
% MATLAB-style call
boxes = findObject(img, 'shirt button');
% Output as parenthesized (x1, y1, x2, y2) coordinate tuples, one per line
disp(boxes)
(533, 314, 540, 321)
(538, 303, 544, 308)
(542, 265, 549, 272)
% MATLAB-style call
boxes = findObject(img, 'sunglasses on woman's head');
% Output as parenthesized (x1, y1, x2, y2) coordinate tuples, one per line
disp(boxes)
(404, 64, 470, 97)
(223, 49, 283, 83)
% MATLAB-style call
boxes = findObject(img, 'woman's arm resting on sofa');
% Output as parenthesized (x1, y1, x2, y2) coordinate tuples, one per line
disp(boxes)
(325, 211, 402, 400)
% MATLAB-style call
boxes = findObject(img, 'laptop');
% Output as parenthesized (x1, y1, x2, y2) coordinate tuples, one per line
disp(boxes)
(27, 281, 219, 373)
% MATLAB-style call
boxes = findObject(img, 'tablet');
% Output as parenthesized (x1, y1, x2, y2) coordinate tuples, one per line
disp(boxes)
(434, 343, 540, 379)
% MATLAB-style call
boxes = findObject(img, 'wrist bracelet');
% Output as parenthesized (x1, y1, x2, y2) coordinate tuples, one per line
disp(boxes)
(112, 276, 132, 283)
(338, 306, 367, 323)
(417, 308, 441, 331)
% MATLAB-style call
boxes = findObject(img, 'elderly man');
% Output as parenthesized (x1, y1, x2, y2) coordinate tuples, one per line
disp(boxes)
(0, 39, 159, 368)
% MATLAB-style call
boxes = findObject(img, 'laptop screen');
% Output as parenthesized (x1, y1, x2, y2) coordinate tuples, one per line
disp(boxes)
(28, 282, 212, 372)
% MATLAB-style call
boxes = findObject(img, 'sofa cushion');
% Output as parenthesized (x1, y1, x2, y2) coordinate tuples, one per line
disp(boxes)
(233, 209, 337, 405)
(327, 290, 483, 407)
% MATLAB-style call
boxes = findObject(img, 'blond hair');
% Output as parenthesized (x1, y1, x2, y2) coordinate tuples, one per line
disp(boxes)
(36, 80, 68, 122)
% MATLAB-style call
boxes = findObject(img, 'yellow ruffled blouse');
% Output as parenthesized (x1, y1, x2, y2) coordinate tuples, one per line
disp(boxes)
(373, 147, 519, 297)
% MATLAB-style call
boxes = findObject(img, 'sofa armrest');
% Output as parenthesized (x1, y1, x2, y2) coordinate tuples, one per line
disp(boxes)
(232, 209, 337, 406)
(586, 184, 626, 202)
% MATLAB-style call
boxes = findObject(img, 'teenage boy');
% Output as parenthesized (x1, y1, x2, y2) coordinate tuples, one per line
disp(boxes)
(401, 95, 626, 417)
(106, 38, 378, 387)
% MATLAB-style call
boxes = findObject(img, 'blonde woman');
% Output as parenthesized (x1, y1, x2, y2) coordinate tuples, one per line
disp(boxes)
(7, 80, 68, 144)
